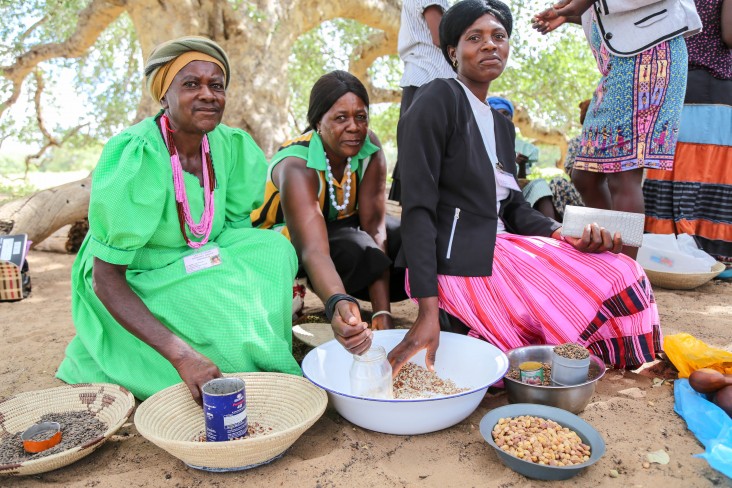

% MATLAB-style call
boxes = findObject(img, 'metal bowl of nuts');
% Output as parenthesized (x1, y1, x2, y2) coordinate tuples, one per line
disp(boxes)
(503, 345, 607, 414)
(479, 403, 606, 480)
(302, 330, 508, 435)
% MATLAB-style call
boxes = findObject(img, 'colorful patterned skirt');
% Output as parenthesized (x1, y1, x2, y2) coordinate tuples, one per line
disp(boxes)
(575, 19, 687, 173)
(644, 70, 732, 263)
(406, 234, 662, 368)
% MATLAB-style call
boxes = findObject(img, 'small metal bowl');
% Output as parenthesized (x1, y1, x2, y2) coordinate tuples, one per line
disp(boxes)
(504, 345, 606, 414)
(21, 421, 62, 453)
(479, 403, 606, 480)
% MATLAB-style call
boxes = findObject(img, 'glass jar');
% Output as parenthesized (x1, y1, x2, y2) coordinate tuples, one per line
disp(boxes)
(349, 345, 393, 399)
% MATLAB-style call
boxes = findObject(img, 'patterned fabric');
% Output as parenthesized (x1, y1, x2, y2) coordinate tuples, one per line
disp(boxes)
(686, 0, 732, 80)
(57, 115, 301, 400)
(406, 234, 662, 368)
(549, 176, 584, 219)
(644, 69, 732, 263)
(575, 15, 688, 173)
(0, 261, 23, 301)
(251, 130, 380, 239)
(564, 135, 581, 173)
(398, 0, 455, 87)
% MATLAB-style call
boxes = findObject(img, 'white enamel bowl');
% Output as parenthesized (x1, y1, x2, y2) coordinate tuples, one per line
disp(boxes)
(301, 329, 508, 435)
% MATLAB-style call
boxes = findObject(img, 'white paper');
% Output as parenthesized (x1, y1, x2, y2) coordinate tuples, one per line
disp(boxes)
(0, 239, 12, 261)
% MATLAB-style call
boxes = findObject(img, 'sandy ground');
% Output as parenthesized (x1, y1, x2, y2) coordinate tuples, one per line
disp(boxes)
(1, 249, 731, 487)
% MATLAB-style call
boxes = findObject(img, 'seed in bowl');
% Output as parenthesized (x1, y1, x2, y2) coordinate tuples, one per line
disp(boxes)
(491, 415, 591, 466)
(553, 343, 590, 360)
(392, 362, 469, 399)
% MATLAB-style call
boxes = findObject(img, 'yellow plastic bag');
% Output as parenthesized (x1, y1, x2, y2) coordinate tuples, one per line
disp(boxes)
(664, 333, 732, 378)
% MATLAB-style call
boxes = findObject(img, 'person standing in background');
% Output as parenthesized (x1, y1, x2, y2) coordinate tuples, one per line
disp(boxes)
(644, 0, 732, 272)
(389, 0, 456, 203)
(533, 0, 702, 258)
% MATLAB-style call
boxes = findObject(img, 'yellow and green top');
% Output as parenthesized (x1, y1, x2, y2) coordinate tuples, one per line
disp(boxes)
(252, 130, 380, 239)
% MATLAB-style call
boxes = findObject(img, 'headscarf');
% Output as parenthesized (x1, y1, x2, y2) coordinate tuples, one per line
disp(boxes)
(144, 36, 231, 101)
(487, 96, 514, 117)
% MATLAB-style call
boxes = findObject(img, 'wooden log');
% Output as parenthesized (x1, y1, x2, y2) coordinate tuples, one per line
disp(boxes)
(0, 177, 90, 247)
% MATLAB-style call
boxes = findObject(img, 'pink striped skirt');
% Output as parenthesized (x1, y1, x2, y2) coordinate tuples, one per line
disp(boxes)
(406, 234, 662, 368)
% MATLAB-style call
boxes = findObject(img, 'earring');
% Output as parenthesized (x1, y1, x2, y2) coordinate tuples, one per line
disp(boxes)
(317, 127, 321, 135)
(452, 59, 458, 68)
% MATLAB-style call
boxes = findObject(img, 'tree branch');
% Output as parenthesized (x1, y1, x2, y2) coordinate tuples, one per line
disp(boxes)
(18, 16, 49, 43)
(24, 70, 89, 176)
(349, 31, 401, 104)
(0, 0, 126, 118)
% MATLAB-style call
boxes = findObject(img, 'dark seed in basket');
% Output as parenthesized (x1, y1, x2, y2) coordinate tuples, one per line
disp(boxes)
(0, 411, 107, 465)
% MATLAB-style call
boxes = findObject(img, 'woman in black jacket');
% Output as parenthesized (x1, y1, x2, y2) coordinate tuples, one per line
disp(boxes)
(389, 0, 662, 375)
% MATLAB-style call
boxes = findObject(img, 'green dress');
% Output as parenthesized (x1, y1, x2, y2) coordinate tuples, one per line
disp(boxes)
(57, 114, 301, 400)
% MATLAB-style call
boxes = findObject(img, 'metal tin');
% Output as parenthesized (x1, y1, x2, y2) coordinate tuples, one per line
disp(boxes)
(519, 361, 545, 385)
(21, 421, 62, 453)
(202, 378, 249, 442)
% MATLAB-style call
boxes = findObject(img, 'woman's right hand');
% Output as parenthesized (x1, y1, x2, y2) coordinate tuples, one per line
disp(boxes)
(387, 297, 441, 376)
(171, 346, 222, 406)
(332, 300, 372, 356)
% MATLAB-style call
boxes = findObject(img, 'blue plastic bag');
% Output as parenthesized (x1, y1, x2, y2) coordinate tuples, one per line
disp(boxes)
(674, 379, 732, 478)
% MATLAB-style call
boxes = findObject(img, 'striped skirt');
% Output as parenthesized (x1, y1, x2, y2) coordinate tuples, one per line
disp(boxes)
(406, 234, 662, 368)
(643, 70, 732, 262)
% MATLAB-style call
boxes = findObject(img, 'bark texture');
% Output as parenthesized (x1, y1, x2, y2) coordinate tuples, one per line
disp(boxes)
(0, 177, 91, 246)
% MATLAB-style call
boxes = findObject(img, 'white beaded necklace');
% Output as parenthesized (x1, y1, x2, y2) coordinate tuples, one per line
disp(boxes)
(324, 151, 352, 212)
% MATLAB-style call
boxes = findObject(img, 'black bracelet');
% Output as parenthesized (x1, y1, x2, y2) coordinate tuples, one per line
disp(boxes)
(325, 293, 359, 321)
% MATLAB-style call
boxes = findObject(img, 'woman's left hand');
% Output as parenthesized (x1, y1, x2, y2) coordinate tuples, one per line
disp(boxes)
(553, 224, 623, 254)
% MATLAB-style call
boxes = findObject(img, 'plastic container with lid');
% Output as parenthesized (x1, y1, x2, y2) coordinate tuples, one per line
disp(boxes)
(350, 345, 393, 399)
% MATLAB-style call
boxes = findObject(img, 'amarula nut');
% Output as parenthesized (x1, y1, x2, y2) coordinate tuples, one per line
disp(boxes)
(491, 415, 591, 467)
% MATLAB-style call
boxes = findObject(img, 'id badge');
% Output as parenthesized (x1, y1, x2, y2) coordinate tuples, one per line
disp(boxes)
(183, 247, 222, 274)
(494, 165, 521, 192)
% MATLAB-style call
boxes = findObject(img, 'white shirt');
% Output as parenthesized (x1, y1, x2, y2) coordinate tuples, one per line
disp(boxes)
(458, 80, 509, 234)
(398, 0, 456, 87)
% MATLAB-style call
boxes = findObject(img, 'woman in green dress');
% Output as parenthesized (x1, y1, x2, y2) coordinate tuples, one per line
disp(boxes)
(57, 37, 301, 403)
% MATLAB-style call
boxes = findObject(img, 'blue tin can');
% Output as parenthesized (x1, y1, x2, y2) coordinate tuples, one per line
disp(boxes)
(202, 377, 249, 442)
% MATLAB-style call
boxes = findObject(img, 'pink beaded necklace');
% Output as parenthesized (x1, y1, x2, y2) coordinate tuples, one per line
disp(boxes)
(160, 114, 216, 249)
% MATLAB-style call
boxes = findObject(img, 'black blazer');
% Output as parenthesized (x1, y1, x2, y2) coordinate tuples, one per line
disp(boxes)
(395, 78, 560, 297)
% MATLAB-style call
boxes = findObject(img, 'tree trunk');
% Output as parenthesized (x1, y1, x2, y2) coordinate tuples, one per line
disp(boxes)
(513, 106, 569, 168)
(0, 177, 91, 246)
(126, 0, 400, 156)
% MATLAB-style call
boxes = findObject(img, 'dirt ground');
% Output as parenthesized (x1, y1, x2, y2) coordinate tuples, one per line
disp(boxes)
(1, 249, 731, 487)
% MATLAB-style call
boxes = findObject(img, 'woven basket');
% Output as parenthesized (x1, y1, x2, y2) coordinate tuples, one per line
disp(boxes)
(134, 372, 327, 471)
(292, 322, 335, 348)
(0, 383, 135, 476)
(644, 261, 726, 290)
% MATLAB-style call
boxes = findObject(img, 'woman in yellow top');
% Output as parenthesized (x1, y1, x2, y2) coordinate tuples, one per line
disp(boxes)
(252, 71, 406, 355)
